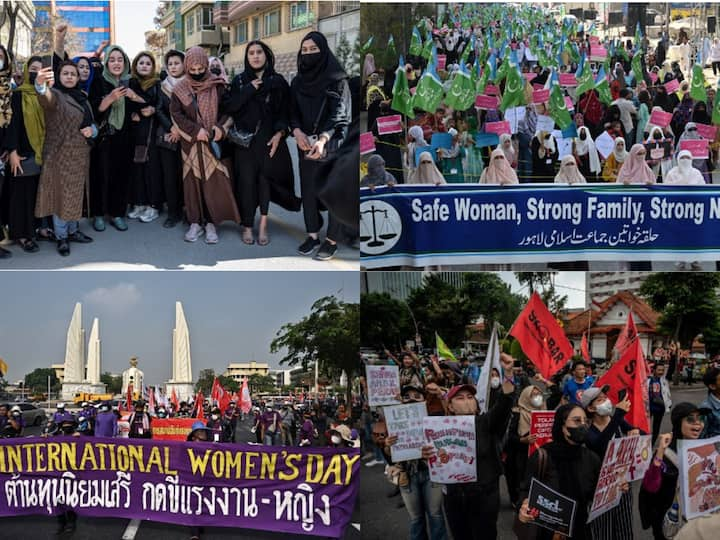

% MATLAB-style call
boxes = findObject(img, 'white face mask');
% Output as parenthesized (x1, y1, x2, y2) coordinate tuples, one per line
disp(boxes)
(331, 435, 342, 444)
(490, 377, 501, 389)
(678, 158, 692, 172)
(596, 399, 614, 417)
(530, 395, 543, 408)
(211, 414, 218, 420)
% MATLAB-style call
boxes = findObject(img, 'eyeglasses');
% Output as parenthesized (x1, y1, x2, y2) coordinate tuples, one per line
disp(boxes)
(684, 414, 705, 424)
(566, 416, 589, 426)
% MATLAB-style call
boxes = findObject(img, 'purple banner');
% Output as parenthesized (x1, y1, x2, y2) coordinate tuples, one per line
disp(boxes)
(0, 436, 360, 538)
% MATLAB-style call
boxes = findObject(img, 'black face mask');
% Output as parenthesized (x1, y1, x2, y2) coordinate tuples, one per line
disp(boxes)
(210, 67, 222, 76)
(579, 132, 587, 141)
(566, 425, 589, 444)
(189, 71, 206, 81)
(61, 426, 74, 434)
(654, 132, 663, 140)
(29, 72, 38, 84)
(299, 52, 322, 71)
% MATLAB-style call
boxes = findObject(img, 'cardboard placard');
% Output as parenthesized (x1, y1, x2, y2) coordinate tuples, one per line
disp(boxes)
(695, 123, 718, 140)
(485, 84, 500, 96)
(423, 415, 477, 484)
(485, 120, 512, 135)
(505, 106, 526, 134)
(360, 132, 376, 155)
(559, 73, 577, 86)
(414, 145, 434, 166)
(595, 131, 616, 160)
(664, 78, 680, 93)
(536, 115, 556, 133)
(645, 141, 672, 161)
(377, 115, 403, 135)
(384, 402, 428, 462)
(532, 83, 545, 91)
(528, 478, 577, 536)
(649, 109, 673, 128)
(590, 45, 607, 60)
(565, 96, 575, 111)
(528, 411, 555, 456)
(523, 72, 537, 81)
(679, 139, 709, 159)
(365, 365, 400, 406)
(533, 89, 551, 103)
(475, 94, 500, 109)
(437, 54, 447, 71)
(677, 435, 720, 520)
(475, 132, 500, 148)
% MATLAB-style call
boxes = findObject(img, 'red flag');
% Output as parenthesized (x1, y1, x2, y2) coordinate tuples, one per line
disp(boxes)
(211, 377, 231, 412)
(193, 391, 205, 419)
(170, 388, 180, 411)
(597, 339, 650, 432)
(581, 333, 590, 363)
(509, 292, 574, 379)
(614, 312, 638, 356)
(126, 383, 134, 411)
(239, 377, 252, 414)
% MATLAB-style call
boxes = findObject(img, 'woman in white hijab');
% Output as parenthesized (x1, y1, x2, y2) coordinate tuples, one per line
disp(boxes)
(498, 133, 518, 169)
(677, 122, 711, 183)
(572, 126, 601, 180)
(480, 148, 519, 185)
(601, 137, 629, 182)
(405, 125, 428, 182)
(664, 150, 705, 185)
(645, 126, 674, 181)
(616, 144, 656, 185)
(554, 155, 586, 184)
(413, 151, 446, 185)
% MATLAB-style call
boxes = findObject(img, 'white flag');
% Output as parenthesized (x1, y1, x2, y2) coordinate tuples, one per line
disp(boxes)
(476, 323, 502, 414)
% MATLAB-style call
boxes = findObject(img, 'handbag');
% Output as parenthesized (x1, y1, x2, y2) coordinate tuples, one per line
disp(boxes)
(304, 92, 345, 162)
(191, 93, 222, 160)
(156, 127, 178, 151)
(14, 154, 41, 177)
(227, 120, 261, 148)
(133, 118, 154, 164)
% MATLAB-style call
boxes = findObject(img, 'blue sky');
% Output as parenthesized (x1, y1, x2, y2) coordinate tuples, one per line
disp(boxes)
(0, 272, 358, 384)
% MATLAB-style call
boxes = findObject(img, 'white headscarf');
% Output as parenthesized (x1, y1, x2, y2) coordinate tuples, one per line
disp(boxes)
(574, 126, 601, 174)
(664, 150, 705, 185)
(415, 152, 446, 185)
(499, 133, 516, 162)
(408, 125, 427, 146)
(480, 148, 519, 185)
(612, 137, 629, 163)
(555, 155, 586, 184)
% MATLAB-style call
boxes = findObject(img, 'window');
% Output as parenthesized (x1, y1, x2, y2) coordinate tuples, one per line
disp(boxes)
(235, 20, 248, 44)
(252, 16, 260, 40)
(290, 1, 312, 30)
(200, 6, 214, 29)
(340, 1, 360, 12)
(264, 9, 280, 36)
(186, 12, 194, 36)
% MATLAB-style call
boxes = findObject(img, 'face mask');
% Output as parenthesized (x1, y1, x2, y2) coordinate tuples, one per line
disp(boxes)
(29, 72, 38, 84)
(596, 400, 614, 416)
(299, 52, 322, 71)
(530, 395, 543, 408)
(654, 132, 663, 140)
(158, 411, 167, 418)
(678, 158, 692, 171)
(211, 414, 219, 420)
(490, 377, 501, 389)
(210, 67, 222, 76)
(331, 435, 342, 444)
(62, 426, 74, 434)
(579, 131, 587, 141)
(566, 424, 589, 444)
(189, 71, 206, 81)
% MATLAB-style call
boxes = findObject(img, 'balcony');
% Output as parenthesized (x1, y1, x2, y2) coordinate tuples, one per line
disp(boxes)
(213, 0, 229, 24)
(185, 28, 230, 48)
(227, 1, 275, 24)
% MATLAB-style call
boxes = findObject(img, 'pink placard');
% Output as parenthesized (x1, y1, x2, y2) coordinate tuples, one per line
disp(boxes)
(437, 54, 447, 71)
(590, 45, 607, 59)
(523, 72, 536, 81)
(532, 83, 544, 91)
(679, 139, 709, 159)
(360, 132, 376, 155)
(559, 73, 577, 86)
(532, 89, 550, 103)
(484, 84, 500, 96)
(695, 123, 718, 140)
(664, 79, 680, 93)
(649, 109, 673, 128)
(475, 94, 500, 109)
(589, 36, 600, 45)
(565, 96, 575, 111)
(485, 120, 511, 135)
(377, 115, 403, 135)
(649, 72, 658, 84)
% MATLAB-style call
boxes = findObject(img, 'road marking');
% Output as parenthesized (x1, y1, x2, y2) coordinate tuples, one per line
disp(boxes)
(122, 519, 141, 540)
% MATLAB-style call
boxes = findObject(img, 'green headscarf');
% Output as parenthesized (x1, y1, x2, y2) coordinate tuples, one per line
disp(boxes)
(17, 60, 45, 165)
(102, 45, 130, 130)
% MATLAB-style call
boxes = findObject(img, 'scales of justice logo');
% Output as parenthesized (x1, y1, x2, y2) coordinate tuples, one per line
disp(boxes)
(360, 200, 402, 255)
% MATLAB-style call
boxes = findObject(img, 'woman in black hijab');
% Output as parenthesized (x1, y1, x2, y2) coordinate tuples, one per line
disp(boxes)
(222, 40, 299, 246)
(691, 101, 711, 125)
(289, 31, 350, 261)
(653, 84, 673, 113)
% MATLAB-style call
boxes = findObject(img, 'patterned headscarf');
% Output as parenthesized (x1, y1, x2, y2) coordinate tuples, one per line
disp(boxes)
(0, 45, 15, 127)
(173, 46, 226, 133)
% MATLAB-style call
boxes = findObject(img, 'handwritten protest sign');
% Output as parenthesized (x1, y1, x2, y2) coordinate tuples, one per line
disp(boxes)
(505, 106, 526, 134)
(695, 123, 718, 140)
(679, 139, 709, 159)
(0, 438, 360, 537)
(377, 115, 403, 135)
(678, 435, 720, 520)
(649, 109, 673, 128)
(475, 94, 500, 109)
(536, 115, 555, 133)
(366, 365, 400, 406)
(529, 411, 555, 456)
(559, 73, 577, 86)
(533, 89, 550, 104)
(528, 478, 577, 536)
(588, 435, 653, 522)
(385, 402, 427, 462)
(485, 121, 512, 135)
(150, 417, 197, 441)
(424, 415, 477, 484)
(595, 131, 615, 159)
(664, 78, 680, 93)
(360, 132, 376, 155)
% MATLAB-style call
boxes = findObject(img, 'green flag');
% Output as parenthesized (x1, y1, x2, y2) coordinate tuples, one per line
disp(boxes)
(713, 79, 720, 125)
(387, 34, 396, 60)
(421, 35, 434, 61)
(576, 61, 594, 96)
(548, 80, 572, 130)
(444, 64, 475, 111)
(631, 52, 644, 83)
(360, 36, 374, 55)
(409, 27, 422, 57)
(412, 62, 444, 113)
(595, 67, 612, 105)
(436, 333, 457, 362)
(391, 57, 414, 118)
(495, 55, 509, 84)
(499, 66, 525, 112)
(690, 64, 707, 103)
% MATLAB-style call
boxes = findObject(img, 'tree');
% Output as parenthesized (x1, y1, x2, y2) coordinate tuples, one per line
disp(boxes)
(217, 375, 239, 393)
(360, 292, 413, 348)
(1, 1, 21, 59)
(461, 273, 527, 335)
(100, 372, 122, 394)
(144, 29, 167, 60)
(153, 1, 168, 29)
(335, 33, 358, 77)
(194, 368, 216, 395)
(248, 374, 276, 394)
(515, 272, 568, 315)
(270, 296, 359, 404)
(24, 368, 59, 393)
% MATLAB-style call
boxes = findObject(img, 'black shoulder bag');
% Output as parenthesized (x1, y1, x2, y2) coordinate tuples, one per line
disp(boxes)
(227, 87, 270, 148)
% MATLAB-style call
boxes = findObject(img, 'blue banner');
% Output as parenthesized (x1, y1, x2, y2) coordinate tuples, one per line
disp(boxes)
(360, 184, 720, 267)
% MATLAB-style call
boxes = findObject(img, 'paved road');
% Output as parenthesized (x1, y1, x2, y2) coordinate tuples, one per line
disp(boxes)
(360, 384, 708, 540)
(0, 138, 358, 271)
(0, 416, 361, 540)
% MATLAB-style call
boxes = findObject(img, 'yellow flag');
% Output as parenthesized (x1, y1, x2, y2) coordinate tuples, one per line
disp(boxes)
(0, 357, 7, 377)
(435, 333, 457, 362)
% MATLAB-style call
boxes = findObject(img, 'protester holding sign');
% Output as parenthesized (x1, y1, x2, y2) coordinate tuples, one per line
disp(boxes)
(530, 131, 559, 181)
(639, 403, 710, 539)
(518, 403, 602, 540)
(677, 123, 712, 183)
(700, 367, 720, 438)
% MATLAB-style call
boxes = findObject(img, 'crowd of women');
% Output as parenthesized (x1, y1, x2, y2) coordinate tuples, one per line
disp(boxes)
(361, 15, 720, 191)
(0, 25, 353, 261)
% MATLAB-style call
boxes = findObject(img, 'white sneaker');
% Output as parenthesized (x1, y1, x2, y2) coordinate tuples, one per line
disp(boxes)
(139, 207, 159, 223)
(205, 223, 218, 244)
(365, 459, 382, 467)
(127, 205, 147, 219)
(184, 223, 204, 242)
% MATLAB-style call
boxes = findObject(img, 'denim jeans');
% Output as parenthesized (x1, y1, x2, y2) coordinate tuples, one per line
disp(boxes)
(52, 215, 78, 240)
(399, 467, 447, 540)
(264, 430, 279, 446)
